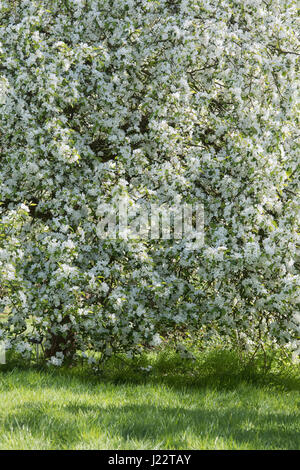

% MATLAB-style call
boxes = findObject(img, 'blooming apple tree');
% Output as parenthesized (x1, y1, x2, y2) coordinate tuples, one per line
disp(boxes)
(0, 0, 299, 365)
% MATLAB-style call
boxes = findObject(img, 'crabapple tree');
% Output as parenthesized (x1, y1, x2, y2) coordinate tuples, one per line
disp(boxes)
(0, 0, 299, 365)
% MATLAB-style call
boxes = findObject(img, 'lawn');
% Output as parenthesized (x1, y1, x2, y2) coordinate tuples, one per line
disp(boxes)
(0, 348, 299, 450)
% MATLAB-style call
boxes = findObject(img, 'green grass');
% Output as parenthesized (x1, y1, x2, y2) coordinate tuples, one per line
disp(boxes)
(0, 347, 299, 450)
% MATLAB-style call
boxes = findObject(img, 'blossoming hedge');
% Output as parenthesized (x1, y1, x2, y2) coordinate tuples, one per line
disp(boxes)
(0, 0, 299, 365)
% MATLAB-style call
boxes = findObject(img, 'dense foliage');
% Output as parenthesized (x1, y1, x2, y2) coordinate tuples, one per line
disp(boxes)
(0, 0, 299, 365)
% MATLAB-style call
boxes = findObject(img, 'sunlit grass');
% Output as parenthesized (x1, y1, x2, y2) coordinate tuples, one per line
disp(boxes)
(0, 347, 299, 450)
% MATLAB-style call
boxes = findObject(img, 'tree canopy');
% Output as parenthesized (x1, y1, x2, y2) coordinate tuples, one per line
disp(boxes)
(0, 0, 299, 365)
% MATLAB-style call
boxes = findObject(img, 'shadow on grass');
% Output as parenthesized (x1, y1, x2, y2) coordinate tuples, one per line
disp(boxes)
(3, 400, 300, 449)
(1, 347, 300, 393)
(94, 348, 300, 392)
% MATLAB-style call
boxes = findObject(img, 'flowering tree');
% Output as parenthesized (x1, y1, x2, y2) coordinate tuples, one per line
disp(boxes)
(0, 0, 299, 365)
